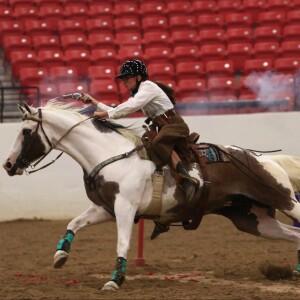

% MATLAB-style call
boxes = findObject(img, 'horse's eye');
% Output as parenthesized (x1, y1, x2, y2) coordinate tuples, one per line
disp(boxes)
(22, 128, 32, 135)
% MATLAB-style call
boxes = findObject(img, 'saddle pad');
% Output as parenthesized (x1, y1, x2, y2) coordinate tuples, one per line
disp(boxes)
(198, 144, 230, 163)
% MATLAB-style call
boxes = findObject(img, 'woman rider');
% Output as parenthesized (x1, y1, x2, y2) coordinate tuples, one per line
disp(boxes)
(78, 59, 198, 236)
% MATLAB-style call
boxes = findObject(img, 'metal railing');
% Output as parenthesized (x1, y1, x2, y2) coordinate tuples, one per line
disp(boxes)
(0, 85, 40, 122)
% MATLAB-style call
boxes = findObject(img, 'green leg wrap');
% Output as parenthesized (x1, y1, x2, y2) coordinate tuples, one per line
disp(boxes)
(111, 257, 127, 286)
(56, 230, 75, 253)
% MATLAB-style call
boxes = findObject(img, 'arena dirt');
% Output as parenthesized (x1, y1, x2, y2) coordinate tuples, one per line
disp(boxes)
(1, 214, 300, 300)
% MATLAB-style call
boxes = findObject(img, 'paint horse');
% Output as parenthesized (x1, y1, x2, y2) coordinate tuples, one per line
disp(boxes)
(3, 101, 300, 291)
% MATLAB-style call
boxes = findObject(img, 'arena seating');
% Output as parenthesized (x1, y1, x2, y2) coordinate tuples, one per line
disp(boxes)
(0, 0, 298, 110)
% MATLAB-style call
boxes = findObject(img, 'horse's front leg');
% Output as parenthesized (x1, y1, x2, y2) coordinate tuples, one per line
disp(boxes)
(102, 194, 138, 291)
(54, 204, 113, 268)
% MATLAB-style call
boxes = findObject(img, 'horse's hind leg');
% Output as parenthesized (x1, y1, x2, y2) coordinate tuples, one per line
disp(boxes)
(218, 203, 300, 271)
(54, 204, 113, 268)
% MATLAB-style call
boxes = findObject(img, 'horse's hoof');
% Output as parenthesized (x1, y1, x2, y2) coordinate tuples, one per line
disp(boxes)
(102, 281, 119, 291)
(53, 250, 68, 269)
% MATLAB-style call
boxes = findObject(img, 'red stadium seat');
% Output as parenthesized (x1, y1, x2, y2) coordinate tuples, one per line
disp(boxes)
(207, 76, 237, 101)
(24, 20, 54, 36)
(286, 10, 300, 25)
(64, 3, 89, 21)
(38, 4, 64, 29)
(142, 31, 171, 48)
(10, 50, 38, 78)
(292, 0, 300, 9)
(175, 61, 205, 79)
(191, 1, 216, 16)
(280, 40, 300, 58)
(114, 2, 139, 18)
(9, 0, 34, 8)
(36, 0, 61, 7)
(258, 11, 286, 26)
(198, 28, 225, 46)
(171, 30, 198, 46)
(117, 46, 144, 62)
(87, 65, 116, 80)
(38, 49, 65, 70)
(87, 32, 114, 50)
(197, 14, 224, 29)
(244, 58, 273, 74)
(38, 83, 59, 100)
(147, 63, 175, 81)
(0, 6, 14, 21)
(253, 41, 279, 59)
(216, 0, 241, 15)
(58, 19, 86, 35)
(32, 35, 61, 51)
(89, 79, 120, 105)
(114, 17, 140, 33)
(115, 32, 142, 47)
(64, 49, 91, 77)
(166, 1, 192, 17)
(19, 67, 48, 86)
(238, 76, 258, 100)
(254, 25, 281, 43)
(14, 6, 39, 21)
(199, 44, 226, 64)
(57, 81, 89, 95)
(48, 66, 78, 81)
(86, 17, 113, 34)
(242, 0, 267, 22)
(91, 48, 118, 67)
(226, 27, 253, 44)
(169, 15, 196, 30)
(3, 35, 32, 59)
(227, 43, 253, 72)
(268, 0, 291, 12)
(173, 45, 199, 63)
(0, 20, 24, 43)
(139, 2, 166, 17)
(177, 78, 207, 102)
(205, 60, 234, 77)
(225, 12, 253, 28)
(144, 46, 172, 64)
(61, 33, 88, 51)
(274, 57, 300, 74)
(282, 24, 300, 41)
(88, 3, 113, 18)
(141, 16, 168, 33)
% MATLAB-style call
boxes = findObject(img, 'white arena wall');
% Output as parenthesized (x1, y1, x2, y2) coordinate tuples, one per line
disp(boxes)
(1, 111, 300, 222)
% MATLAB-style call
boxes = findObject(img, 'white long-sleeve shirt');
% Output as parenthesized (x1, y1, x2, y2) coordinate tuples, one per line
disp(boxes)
(96, 80, 174, 119)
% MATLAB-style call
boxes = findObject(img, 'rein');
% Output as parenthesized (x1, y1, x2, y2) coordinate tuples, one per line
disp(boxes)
(20, 108, 145, 177)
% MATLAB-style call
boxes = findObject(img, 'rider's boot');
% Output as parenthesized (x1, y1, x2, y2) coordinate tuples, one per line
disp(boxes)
(151, 221, 170, 240)
(176, 161, 199, 202)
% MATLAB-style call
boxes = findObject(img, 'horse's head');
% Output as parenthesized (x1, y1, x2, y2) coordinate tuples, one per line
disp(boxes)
(3, 103, 52, 176)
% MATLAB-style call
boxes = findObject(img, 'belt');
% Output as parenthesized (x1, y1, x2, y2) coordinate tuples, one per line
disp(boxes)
(160, 108, 177, 119)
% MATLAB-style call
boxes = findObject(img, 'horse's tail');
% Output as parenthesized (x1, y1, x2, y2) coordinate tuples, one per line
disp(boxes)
(268, 155, 300, 192)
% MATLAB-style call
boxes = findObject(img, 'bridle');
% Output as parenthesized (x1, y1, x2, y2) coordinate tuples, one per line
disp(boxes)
(10, 107, 93, 175)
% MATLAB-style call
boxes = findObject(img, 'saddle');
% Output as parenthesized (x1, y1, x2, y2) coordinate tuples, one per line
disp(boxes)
(140, 125, 230, 234)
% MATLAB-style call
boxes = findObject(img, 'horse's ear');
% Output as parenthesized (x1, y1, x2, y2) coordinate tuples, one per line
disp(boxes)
(18, 103, 26, 114)
(22, 102, 32, 113)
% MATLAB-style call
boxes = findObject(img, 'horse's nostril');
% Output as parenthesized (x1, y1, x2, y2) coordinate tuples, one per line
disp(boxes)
(6, 161, 12, 169)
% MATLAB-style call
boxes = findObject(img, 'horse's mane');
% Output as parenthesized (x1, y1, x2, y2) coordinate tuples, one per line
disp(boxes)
(43, 99, 141, 140)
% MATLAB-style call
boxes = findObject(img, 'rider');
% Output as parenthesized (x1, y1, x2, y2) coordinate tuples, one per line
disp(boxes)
(78, 59, 198, 235)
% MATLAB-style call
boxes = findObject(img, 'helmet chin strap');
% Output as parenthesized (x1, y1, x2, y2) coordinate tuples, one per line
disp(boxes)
(130, 78, 142, 97)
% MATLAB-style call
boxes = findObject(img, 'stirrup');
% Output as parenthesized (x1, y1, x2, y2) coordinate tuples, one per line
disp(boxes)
(151, 221, 170, 240)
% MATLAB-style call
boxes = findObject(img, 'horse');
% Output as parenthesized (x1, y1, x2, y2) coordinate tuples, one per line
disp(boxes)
(3, 101, 300, 291)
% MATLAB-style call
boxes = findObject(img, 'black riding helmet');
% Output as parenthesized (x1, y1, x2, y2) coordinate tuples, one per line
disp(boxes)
(116, 59, 148, 80)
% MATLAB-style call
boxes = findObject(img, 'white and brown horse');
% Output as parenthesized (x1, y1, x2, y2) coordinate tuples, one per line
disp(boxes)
(3, 101, 300, 291)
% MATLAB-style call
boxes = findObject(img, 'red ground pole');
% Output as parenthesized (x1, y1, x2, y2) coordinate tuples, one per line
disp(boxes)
(135, 219, 145, 266)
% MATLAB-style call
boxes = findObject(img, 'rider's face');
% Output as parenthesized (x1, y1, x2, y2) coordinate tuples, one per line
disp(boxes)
(121, 75, 141, 92)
